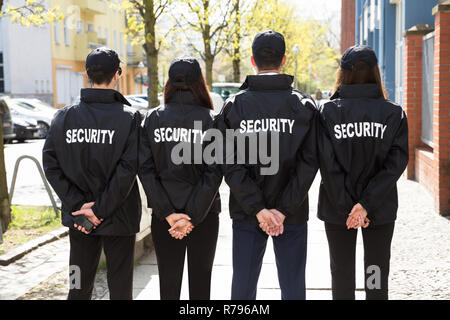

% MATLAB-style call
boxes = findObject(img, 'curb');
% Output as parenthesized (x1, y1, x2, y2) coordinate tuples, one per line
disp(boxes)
(0, 227, 68, 266)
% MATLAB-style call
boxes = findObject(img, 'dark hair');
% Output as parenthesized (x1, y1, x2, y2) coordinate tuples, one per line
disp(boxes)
(253, 47, 284, 70)
(333, 61, 388, 99)
(164, 73, 214, 110)
(87, 65, 120, 86)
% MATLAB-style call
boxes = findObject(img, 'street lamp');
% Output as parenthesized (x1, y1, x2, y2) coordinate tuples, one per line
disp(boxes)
(292, 44, 300, 89)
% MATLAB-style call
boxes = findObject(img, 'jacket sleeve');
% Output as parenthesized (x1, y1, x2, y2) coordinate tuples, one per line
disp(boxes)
(42, 115, 86, 213)
(275, 101, 319, 215)
(90, 112, 140, 219)
(316, 109, 354, 214)
(219, 101, 266, 217)
(358, 112, 409, 213)
(137, 114, 176, 221)
(185, 163, 223, 226)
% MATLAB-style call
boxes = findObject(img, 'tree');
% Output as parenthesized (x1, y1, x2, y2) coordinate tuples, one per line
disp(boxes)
(223, 0, 256, 83)
(176, 0, 233, 88)
(115, 0, 173, 108)
(227, 0, 241, 82)
(0, 0, 63, 234)
(0, 0, 63, 26)
(243, 0, 339, 92)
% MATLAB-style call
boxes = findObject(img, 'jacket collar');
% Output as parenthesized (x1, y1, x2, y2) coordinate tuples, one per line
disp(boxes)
(167, 90, 201, 106)
(80, 88, 131, 106)
(240, 74, 294, 91)
(331, 84, 383, 100)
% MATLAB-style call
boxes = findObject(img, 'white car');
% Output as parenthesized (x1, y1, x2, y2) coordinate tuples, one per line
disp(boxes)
(5, 98, 56, 138)
(125, 96, 149, 110)
(210, 92, 225, 114)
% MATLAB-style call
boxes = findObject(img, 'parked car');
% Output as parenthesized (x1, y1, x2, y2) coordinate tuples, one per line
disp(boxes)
(5, 98, 55, 138)
(125, 95, 150, 111)
(0, 98, 16, 143)
(127, 94, 148, 102)
(212, 82, 241, 101)
(210, 92, 225, 114)
(11, 114, 39, 143)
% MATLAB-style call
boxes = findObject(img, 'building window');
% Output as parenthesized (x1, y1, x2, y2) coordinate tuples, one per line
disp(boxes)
(359, 18, 363, 44)
(105, 28, 109, 47)
(370, 0, 376, 32)
(87, 23, 95, 33)
(363, 5, 369, 41)
(76, 20, 84, 34)
(120, 34, 124, 56)
(64, 18, 70, 46)
(395, 0, 404, 105)
(54, 21, 60, 45)
(127, 41, 131, 57)
(0, 52, 4, 93)
(98, 26, 102, 38)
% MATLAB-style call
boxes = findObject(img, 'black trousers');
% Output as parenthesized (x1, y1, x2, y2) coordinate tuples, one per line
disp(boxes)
(324, 222, 395, 300)
(68, 229, 136, 300)
(151, 213, 219, 300)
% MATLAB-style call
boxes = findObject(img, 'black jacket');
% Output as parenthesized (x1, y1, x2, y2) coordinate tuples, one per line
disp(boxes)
(138, 90, 221, 226)
(43, 88, 142, 236)
(216, 74, 319, 225)
(318, 84, 409, 226)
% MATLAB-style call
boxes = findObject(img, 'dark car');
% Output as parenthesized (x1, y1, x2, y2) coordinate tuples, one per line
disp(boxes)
(0, 98, 16, 143)
(11, 115, 39, 143)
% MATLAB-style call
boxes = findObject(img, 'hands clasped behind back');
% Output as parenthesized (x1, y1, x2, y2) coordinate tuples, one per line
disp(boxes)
(72, 202, 104, 234)
(257, 208, 286, 237)
(166, 213, 194, 240)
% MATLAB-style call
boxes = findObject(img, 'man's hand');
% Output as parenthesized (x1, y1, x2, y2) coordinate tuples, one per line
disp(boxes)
(169, 219, 194, 240)
(72, 202, 99, 234)
(346, 203, 369, 229)
(257, 209, 282, 236)
(72, 208, 103, 227)
(260, 209, 285, 237)
(81, 202, 95, 210)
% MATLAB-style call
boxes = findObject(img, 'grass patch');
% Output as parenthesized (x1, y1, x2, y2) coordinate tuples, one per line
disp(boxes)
(0, 206, 61, 255)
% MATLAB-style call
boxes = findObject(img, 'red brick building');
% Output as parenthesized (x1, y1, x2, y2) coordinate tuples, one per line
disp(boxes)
(341, 0, 356, 53)
(341, 0, 449, 216)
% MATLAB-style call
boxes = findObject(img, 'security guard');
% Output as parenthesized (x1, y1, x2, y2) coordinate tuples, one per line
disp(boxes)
(43, 47, 141, 300)
(317, 45, 409, 300)
(216, 30, 319, 300)
(139, 56, 222, 300)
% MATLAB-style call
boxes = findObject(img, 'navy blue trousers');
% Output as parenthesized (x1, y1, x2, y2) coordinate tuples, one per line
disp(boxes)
(231, 220, 307, 300)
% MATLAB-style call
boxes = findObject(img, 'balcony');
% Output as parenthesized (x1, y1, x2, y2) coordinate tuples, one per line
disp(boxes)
(79, 0, 107, 15)
(127, 43, 145, 65)
(75, 32, 105, 61)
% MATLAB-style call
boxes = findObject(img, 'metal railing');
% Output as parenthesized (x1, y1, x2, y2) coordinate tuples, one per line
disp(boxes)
(8, 155, 59, 218)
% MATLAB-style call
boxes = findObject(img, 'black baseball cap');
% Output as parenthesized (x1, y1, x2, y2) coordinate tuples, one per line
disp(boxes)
(86, 47, 121, 74)
(340, 45, 378, 71)
(168, 56, 202, 87)
(252, 30, 286, 56)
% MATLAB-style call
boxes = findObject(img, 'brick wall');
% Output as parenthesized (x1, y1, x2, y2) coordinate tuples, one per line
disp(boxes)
(416, 147, 435, 195)
(341, 0, 356, 53)
(404, 32, 426, 179)
(433, 5, 450, 216)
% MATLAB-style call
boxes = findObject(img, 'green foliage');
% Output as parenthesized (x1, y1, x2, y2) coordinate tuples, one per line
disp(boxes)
(0, 0, 64, 26)
(9, 205, 60, 229)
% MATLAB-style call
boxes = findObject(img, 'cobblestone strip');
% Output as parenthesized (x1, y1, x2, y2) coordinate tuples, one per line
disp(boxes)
(0, 236, 69, 300)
